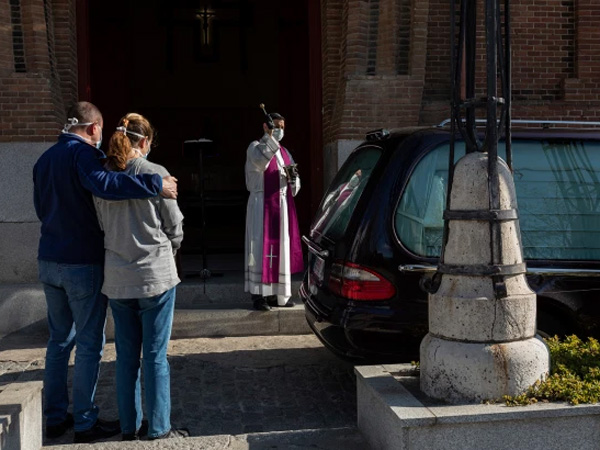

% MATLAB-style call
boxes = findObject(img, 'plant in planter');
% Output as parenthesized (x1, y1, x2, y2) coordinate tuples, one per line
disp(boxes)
(504, 335, 600, 406)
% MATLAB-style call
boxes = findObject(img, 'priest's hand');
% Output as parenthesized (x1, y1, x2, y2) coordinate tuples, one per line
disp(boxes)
(160, 176, 178, 199)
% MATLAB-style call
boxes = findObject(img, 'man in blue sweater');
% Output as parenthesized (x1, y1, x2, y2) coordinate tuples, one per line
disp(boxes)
(33, 101, 178, 443)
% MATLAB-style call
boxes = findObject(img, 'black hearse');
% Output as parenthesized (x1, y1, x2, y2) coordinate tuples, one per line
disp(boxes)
(300, 121, 600, 363)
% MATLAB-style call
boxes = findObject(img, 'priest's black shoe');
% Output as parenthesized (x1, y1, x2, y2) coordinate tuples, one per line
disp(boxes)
(268, 297, 295, 307)
(46, 412, 74, 439)
(122, 419, 148, 441)
(149, 427, 190, 440)
(253, 297, 271, 311)
(73, 418, 121, 443)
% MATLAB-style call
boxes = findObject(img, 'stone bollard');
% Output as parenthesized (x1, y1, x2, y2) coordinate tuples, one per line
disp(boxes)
(420, 152, 550, 403)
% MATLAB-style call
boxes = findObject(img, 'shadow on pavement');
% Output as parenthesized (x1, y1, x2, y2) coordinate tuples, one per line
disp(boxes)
(0, 336, 357, 446)
(0, 322, 48, 352)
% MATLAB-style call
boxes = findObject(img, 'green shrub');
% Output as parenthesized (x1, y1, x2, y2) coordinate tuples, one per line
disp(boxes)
(503, 335, 600, 406)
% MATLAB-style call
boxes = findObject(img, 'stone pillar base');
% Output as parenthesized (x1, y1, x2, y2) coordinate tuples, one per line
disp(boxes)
(420, 333, 550, 403)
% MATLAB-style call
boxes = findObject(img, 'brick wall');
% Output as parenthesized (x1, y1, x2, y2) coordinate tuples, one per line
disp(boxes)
(0, 0, 76, 143)
(323, 0, 430, 145)
(420, 0, 600, 126)
(322, 0, 600, 141)
(321, 0, 343, 147)
(52, 0, 77, 108)
(1, 1, 599, 144)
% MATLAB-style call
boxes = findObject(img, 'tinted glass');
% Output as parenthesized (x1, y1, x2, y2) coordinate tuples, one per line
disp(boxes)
(311, 146, 382, 241)
(396, 139, 600, 260)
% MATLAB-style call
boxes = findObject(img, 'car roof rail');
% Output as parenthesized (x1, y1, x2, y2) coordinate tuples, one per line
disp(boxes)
(366, 128, 390, 141)
(436, 119, 600, 129)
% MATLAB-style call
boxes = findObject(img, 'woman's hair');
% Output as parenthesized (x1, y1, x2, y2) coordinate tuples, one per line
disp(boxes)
(105, 113, 154, 171)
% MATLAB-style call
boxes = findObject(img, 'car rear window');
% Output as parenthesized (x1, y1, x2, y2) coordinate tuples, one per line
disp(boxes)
(311, 146, 382, 241)
(395, 138, 600, 260)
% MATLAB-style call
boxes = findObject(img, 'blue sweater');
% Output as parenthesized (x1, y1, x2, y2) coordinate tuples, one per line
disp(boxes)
(33, 133, 163, 264)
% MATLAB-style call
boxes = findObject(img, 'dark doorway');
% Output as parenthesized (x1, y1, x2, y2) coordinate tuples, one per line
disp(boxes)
(81, 0, 318, 259)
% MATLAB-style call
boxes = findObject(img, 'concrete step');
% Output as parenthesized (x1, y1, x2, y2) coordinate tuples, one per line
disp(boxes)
(0, 381, 43, 450)
(0, 277, 308, 340)
(106, 302, 311, 340)
(45, 427, 368, 450)
(0, 253, 307, 339)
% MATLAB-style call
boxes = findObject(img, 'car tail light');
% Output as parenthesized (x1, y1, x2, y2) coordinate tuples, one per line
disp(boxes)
(328, 261, 396, 301)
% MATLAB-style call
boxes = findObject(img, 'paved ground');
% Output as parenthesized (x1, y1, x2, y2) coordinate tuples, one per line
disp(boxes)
(0, 330, 367, 448)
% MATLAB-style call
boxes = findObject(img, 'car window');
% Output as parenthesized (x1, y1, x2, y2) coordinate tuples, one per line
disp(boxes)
(311, 146, 382, 241)
(395, 138, 600, 260)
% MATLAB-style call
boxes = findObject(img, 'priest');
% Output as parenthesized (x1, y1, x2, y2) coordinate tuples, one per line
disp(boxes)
(244, 113, 303, 311)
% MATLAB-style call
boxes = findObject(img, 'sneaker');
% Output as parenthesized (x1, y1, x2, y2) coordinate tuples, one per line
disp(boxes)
(122, 419, 148, 441)
(46, 412, 74, 439)
(73, 418, 121, 444)
(149, 428, 190, 440)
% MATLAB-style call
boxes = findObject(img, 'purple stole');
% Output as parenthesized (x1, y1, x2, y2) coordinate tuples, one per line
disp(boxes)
(262, 146, 304, 284)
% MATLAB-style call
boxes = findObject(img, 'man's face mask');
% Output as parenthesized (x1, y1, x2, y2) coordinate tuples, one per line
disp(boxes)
(272, 128, 284, 142)
(95, 125, 103, 149)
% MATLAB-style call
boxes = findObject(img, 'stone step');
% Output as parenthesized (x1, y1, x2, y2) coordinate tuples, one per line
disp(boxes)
(106, 302, 311, 340)
(0, 381, 43, 450)
(45, 427, 368, 450)
(0, 277, 307, 340)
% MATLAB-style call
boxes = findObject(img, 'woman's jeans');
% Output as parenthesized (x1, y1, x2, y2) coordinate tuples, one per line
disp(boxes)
(109, 287, 176, 438)
(38, 260, 107, 432)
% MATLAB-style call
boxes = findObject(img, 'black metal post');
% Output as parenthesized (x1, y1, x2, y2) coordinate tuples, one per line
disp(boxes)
(436, 0, 514, 298)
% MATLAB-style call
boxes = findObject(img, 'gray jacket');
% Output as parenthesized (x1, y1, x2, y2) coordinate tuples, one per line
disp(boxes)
(94, 158, 184, 299)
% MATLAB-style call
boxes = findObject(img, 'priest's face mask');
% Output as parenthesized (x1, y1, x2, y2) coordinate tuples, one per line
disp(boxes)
(272, 119, 285, 142)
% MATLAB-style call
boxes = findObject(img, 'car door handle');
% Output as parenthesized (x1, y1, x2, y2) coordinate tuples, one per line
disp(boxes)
(398, 264, 437, 273)
(302, 235, 329, 258)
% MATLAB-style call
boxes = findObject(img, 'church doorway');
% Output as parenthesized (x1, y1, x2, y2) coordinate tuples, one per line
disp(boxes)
(78, 0, 321, 260)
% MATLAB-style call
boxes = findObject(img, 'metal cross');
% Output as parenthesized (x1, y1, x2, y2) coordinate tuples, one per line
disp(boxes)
(266, 245, 277, 269)
(196, 5, 216, 46)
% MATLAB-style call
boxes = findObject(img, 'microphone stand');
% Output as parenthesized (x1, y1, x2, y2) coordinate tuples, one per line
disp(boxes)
(184, 139, 223, 289)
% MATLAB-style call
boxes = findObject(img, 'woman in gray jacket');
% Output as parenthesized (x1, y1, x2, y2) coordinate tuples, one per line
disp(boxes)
(94, 113, 188, 441)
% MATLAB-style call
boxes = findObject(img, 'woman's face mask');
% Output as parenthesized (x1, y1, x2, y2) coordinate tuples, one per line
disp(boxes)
(272, 128, 284, 142)
(134, 148, 149, 159)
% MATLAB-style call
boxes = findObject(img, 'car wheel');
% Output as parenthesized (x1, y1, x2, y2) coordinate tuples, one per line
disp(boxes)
(536, 309, 571, 340)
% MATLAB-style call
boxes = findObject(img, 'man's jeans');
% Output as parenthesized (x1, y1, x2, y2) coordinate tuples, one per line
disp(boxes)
(109, 288, 176, 438)
(38, 260, 107, 432)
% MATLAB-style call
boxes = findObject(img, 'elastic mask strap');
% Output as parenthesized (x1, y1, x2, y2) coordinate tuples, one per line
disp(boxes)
(134, 148, 147, 159)
(116, 126, 146, 140)
(62, 117, 93, 133)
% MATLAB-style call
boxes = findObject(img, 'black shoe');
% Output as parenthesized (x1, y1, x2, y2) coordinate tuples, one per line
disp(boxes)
(266, 295, 278, 307)
(150, 428, 190, 440)
(73, 418, 121, 444)
(122, 419, 148, 441)
(253, 297, 271, 311)
(46, 412, 74, 439)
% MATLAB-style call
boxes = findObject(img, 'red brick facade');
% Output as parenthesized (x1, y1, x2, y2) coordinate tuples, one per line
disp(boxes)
(322, 0, 430, 143)
(2, 0, 600, 145)
(0, 0, 76, 142)
(324, 0, 600, 147)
